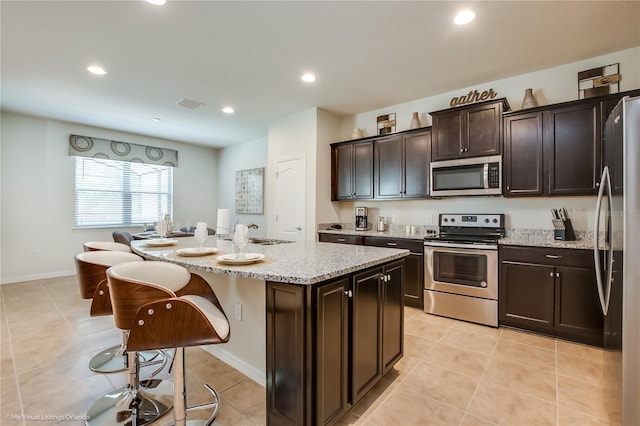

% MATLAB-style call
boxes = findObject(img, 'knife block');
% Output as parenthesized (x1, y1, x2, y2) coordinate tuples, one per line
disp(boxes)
(552, 219, 576, 241)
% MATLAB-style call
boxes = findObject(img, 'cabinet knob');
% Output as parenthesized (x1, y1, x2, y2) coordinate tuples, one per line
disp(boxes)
(460, 148, 464, 153)
(550, 272, 554, 277)
(387, 274, 391, 281)
(596, 182, 600, 187)
(507, 186, 510, 190)
(344, 290, 353, 298)
(556, 272, 560, 278)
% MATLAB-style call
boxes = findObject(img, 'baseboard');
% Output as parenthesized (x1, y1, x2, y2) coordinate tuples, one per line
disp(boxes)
(200, 345, 266, 387)
(1, 270, 76, 285)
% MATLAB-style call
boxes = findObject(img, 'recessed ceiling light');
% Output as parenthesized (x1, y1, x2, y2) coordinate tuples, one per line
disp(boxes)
(151, 117, 161, 122)
(301, 73, 316, 83)
(454, 10, 476, 25)
(87, 65, 107, 75)
(146, 0, 166, 5)
(222, 106, 234, 114)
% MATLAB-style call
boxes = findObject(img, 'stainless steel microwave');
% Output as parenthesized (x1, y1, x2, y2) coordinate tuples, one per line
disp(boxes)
(430, 155, 502, 196)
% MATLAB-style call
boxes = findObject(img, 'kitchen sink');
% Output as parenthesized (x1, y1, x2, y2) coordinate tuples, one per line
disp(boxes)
(223, 237, 293, 245)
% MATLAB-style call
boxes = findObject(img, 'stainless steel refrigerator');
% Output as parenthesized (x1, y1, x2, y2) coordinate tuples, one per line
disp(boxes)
(594, 95, 640, 425)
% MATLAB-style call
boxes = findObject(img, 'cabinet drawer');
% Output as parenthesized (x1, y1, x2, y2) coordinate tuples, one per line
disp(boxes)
(500, 245, 594, 268)
(319, 233, 363, 245)
(364, 237, 422, 253)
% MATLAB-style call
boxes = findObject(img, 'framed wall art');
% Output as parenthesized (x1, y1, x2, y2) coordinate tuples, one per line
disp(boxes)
(235, 167, 264, 214)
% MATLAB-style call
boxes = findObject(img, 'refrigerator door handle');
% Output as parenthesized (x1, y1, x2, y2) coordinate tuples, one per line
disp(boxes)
(593, 166, 611, 315)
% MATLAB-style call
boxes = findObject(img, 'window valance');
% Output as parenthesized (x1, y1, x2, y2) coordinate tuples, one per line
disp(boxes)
(69, 134, 178, 167)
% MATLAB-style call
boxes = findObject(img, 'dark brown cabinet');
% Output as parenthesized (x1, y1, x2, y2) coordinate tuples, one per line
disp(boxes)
(430, 98, 508, 161)
(504, 111, 544, 196)
(503, 90, 640, 197)
(318, 233, 363, 245)
(267, 259, 405, 426)
(544, 101, 601, 195)
(374, 129, 431, 199)
(499, 245, 603, 346)
(363, 236, 423, 309)
(332, 140, 374, 200)
(315, 278, 350, 425)
(351, 261, 404, 402)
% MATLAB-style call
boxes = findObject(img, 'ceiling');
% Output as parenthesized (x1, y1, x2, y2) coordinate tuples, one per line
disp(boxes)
(2, 1, 639, 148)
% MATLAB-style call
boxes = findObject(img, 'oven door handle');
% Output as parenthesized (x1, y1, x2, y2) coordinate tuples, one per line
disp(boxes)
(424, 242, 498, 250)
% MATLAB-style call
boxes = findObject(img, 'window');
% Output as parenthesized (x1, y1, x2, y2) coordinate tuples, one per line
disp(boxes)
(74, 157, 173, 228)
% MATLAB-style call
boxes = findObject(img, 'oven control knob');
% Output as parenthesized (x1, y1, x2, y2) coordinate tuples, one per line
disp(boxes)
(450, 218, 455, 222)
(480, 281, 488, 288)
(493, 219, 498, 223)
(485, 218, 489, 223)
(444, 218, 449, 222)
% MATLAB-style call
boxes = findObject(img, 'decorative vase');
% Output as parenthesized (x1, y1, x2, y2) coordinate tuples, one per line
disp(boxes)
(410, 112, 421, 129)
(351, 128, 363, 139)
(521, 88, 537, 109)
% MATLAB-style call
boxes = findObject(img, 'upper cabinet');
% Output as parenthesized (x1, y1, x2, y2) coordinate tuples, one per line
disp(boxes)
(331, 128, 431, 201)
(332, 140, 374, 200)
(430, 98, 510, 161)
(504, 89, 640, 197)
(374, 129, 431, 199)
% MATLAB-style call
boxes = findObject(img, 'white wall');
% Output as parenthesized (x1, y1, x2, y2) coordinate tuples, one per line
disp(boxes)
(216, 137, 268, 237)
(0, 112, 219, 283)
(316, 108, 343, 225)
(331, 46, 640, 232)
(267, 108, 319, 241)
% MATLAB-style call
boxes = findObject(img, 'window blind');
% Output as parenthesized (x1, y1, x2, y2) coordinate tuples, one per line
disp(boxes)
(74, 157, 173, 228)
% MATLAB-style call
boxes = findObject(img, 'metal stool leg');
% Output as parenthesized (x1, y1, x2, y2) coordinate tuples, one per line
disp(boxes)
(173, 348, 220, 426)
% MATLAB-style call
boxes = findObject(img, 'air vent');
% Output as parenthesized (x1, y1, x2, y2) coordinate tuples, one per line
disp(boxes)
(176, 98, 204, 110)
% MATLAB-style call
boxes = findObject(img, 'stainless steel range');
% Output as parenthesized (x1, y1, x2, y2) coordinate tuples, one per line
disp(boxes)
(424, 213, 505, 327)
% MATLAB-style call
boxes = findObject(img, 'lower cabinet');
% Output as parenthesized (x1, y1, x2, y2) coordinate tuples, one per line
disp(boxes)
(266, 259, 405, 426)
(499, 245, 603, 346)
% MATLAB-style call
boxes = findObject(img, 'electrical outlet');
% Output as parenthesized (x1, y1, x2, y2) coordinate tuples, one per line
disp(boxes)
(234, 303, 242, 321)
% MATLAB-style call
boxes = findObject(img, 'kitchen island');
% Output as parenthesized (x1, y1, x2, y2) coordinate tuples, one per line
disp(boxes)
(131, 238, 409, 425)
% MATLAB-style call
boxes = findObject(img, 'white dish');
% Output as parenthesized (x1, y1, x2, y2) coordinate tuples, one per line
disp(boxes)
(176, 247, 218, 257)
(145, 238, 178, 247)
(216, 253, 265, 265)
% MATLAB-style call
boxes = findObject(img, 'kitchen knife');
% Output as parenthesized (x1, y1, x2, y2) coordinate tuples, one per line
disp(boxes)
(551, 208, 559, 219)
(558, 208, 565, 220)
(561, 208, 569, 220)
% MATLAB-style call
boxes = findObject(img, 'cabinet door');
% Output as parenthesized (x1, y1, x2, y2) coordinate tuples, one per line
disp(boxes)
(403, 252, 424, 309)
(466, 102, 502, 157)
(351, 267, 383, 403)
(352, 141, 374, 199)
(374, 135, 403, 199)
(432, 110, 464, 161)
(315, 278, 350, 425)
(504, 112, 544, 196)
(544, 102, 601, 195)
(333, 144, 354, 200)
(602, 100, 624, 194)
(382, 261, 404, 374)
(554, 266, 604, 346)
(499, 262, 555, 331)
(403, 130, 431, 198)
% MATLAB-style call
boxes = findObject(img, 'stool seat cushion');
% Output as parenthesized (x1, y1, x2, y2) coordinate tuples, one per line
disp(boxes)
(108, 261, 190, 293)
(76, 251, 143, 267)
(180, 295, 230, 340)
(84, 241, 132, 252)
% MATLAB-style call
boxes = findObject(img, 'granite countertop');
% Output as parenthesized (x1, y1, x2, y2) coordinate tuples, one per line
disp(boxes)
(318, 226, 602, 250)
(131, 238, 409, 285)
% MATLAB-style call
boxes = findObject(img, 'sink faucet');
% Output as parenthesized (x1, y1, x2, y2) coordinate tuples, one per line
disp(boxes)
(247, 223, 259, 229)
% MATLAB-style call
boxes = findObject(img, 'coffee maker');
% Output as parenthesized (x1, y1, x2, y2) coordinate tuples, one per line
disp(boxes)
(355, 207, 368, 231)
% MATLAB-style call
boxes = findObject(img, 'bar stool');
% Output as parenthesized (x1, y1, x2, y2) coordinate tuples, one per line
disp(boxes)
(108, 261, 230, 426)
(74, 250, 145, 373)
(83, 241, 132, 252)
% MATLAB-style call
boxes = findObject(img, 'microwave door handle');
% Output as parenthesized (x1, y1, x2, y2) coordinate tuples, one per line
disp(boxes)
(483, 163, 489, 189)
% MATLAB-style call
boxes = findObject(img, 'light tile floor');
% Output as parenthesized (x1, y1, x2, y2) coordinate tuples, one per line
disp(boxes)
(1, 276, 620, 425)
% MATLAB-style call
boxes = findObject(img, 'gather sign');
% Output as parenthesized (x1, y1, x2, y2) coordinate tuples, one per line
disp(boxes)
(450, 89, 498, 107)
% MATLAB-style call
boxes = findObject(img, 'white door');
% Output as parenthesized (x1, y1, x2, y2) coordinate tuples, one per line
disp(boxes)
(275, 157, 305, 242)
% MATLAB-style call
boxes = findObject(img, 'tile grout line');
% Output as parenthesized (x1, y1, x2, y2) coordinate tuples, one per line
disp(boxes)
(1, 284, 29, 420)
(458, 326, 502, 425)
